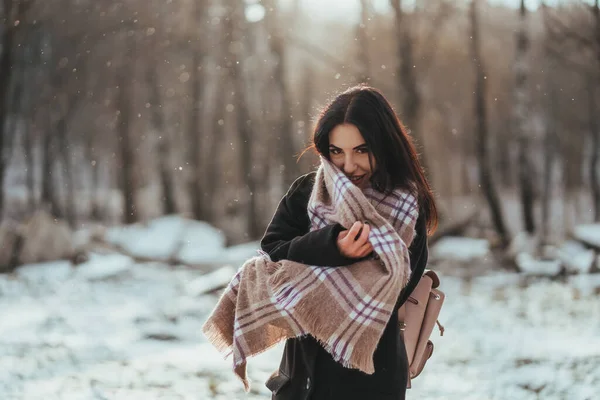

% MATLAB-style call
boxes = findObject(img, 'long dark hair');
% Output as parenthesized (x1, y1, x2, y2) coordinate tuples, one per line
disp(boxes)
(303, 85, 438, 234)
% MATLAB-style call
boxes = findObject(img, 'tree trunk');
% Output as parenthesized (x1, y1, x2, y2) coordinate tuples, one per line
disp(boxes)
(227, 0, 261, 239)
(205, 72, 226, 224)
(56, 115, 76, 227)
(263, 0, 299, 189)
(541, 3, 558, 245)
(390, 0, 428, 176)
(84, 124, 101, 221)
(470, 0, 510, 248)
(541, 81, 557, 245)
(357, 0, 370, 83)
(40, 102, 62, 219)
(592, 0, 600, 221)
(187, 49, 204, 221)
(0, 2, 17, 218)
(147, 62, 176, 216)
(116, 38, 138, 224)
(23, 120, 35, 211)
(187, 0, 207, 221)
(496, 123, 512, 188)
(298, 62, 314, 172)
(514, 0, 536, 234)
(587, 72, 600, 222)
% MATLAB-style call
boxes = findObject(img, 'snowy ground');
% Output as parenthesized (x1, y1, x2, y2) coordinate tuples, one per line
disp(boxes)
(1, 239, 600, 399)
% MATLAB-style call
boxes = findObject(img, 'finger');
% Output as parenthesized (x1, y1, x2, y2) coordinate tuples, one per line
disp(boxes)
(354, 224, 371, 248)
(357, 242, 374, 257)
(347, 222, 363, 241)
(351, 236, 372, 257)
(338, 230, 349, 240)
(355, 223, 371, 246)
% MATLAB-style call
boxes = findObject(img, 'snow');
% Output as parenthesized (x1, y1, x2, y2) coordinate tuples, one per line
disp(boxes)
(573, 224, 600, 249)
(104, 216, 259, 266)
(176, 219, 227, 265)
(516, 252, 562, 276)
(1, 228, 599, 399)
(186, 265, 237, 297)
(555, 241, 596, 274)
(431, 236, 490, 261)
(105, 215, 194, 261)
(77, 253, 133, 280)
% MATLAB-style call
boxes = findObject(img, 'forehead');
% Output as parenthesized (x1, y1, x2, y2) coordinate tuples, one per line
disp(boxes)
(329, 124, 366, 148)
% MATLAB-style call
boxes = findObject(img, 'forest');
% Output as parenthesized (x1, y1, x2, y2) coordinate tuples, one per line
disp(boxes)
(1, 1, 600, 399)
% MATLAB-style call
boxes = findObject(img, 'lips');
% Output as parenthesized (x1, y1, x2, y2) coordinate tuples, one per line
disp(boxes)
(348, 174, 366, 184)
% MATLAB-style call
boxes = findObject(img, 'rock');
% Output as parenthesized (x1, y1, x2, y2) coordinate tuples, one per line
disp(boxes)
(18, 211, 76, 265)
(0, 221, 22, 272)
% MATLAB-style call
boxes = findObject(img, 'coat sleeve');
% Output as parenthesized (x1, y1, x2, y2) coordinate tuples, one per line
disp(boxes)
(260, 174, 356, 267)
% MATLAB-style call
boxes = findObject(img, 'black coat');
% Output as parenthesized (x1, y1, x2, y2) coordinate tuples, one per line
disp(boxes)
(260, 172, 429, 400)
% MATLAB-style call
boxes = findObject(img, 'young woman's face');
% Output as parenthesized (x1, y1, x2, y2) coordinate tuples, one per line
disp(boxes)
(328, 123, 375, 189)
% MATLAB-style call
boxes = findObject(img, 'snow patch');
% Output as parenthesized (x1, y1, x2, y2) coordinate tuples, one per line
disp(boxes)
(573, 224, 600, 248)
(76, 253, 133, 280)
(431, 237, 490, 261)
(516, 253, 562, 276)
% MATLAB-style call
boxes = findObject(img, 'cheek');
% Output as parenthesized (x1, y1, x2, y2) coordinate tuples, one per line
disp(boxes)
(359, 156, 373, 172)
(329, 154, 344, 169)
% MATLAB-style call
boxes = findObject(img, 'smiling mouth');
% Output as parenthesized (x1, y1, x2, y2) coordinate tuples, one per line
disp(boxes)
(348, 174, 366, 183)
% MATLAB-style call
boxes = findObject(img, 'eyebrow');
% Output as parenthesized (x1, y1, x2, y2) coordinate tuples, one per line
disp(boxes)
(329, 143, 368, 150)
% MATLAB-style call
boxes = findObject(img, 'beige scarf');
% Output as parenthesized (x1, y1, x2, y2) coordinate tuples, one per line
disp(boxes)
(202, 157, 419, 391)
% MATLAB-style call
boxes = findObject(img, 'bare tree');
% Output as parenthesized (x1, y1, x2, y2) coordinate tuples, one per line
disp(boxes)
(541, 2, 559, 245)
(0, 0, 32, 217)
(187, 0, 207, 221)
(591, 0, 600, 221)
(203, 18, 231, 224)
(390, 0, 422, 156)
(262, 0, 299, 188)
(146, 60, 176, 216)
(389, 0, 453, 176)
(513, 0, 536, 234)
(357, 0, 371, 83)
(586, 68, 599, 222)
(470, 0, 509, 248)
(225, 0, 261, 239)
(116, 33, 138, 224)
(544, 1, 600, 222)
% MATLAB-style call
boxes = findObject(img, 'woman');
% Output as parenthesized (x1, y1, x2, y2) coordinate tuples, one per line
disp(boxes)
(261, 85, 437, 400)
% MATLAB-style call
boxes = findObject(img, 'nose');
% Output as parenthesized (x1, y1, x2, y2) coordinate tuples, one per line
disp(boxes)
(343, 153, 357, 175)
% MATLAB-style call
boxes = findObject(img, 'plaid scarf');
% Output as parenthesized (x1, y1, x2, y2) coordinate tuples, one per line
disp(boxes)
(202, 157, 419, 391)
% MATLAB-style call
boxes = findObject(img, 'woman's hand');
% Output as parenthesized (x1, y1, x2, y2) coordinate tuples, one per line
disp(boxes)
(337, 221, 373, 259)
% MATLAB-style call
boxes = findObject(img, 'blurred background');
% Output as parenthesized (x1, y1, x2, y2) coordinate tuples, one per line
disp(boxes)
(1, 0, 599, 399)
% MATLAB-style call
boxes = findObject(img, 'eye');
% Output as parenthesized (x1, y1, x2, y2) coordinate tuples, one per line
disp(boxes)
(329, 147, 342, 155)
(356, 147, 369, 154)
